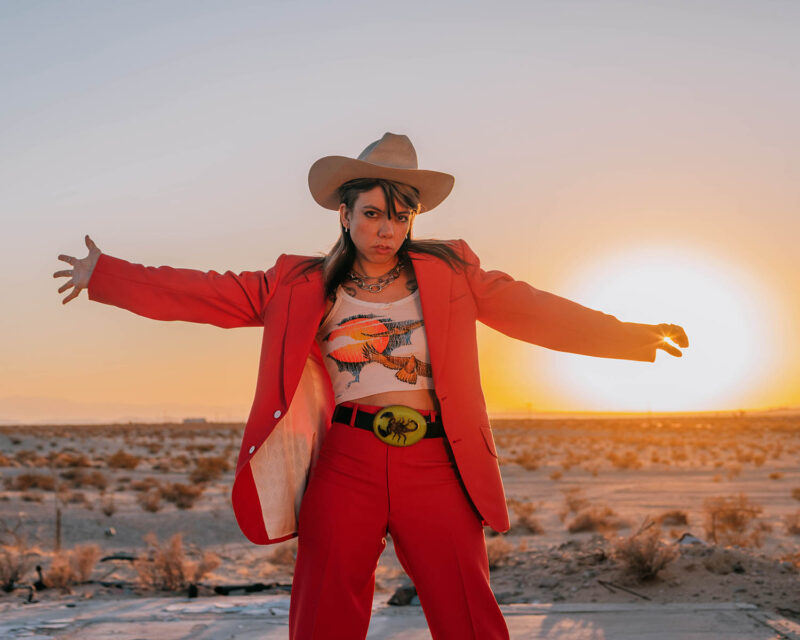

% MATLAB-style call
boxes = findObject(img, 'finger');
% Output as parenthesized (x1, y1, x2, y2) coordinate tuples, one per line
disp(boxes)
(656, 342, 682, 357)
(85, 235, 97, 249)
(658, 323, 689, 348)
(62, 287, 80, 304)
(58, 254, 76, 265)
(58, 280, 74, 294)
(53, 269, 72, 278)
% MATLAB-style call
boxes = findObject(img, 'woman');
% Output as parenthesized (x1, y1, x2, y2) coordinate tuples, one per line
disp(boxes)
(54, 132, 689, 639)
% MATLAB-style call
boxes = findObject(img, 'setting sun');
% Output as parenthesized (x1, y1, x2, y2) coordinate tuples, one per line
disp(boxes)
(544, 246, 779, 413)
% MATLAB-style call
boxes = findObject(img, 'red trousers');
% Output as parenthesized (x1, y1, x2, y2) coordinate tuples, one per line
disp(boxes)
(288, 402, 509, 639)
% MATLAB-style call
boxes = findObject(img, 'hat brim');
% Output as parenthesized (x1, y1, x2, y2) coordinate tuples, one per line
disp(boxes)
(308, 156, 455, 213)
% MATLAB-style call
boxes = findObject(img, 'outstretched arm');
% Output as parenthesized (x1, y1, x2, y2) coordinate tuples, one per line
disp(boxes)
(457, 240, 689, 362)
(54, 235, 283, 328)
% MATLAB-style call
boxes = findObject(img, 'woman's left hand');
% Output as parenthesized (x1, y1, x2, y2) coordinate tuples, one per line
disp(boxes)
(653, 323, 689, 357)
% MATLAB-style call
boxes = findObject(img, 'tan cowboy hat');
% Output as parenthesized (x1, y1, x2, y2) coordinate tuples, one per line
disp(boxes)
(308, 132, 455, 213)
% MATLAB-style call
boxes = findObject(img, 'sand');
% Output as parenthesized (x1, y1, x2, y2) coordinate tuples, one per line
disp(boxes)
(1, 415, 798, 619)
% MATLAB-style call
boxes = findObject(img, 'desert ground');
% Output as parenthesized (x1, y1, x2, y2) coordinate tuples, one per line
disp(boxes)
(1, 414, 798, 619)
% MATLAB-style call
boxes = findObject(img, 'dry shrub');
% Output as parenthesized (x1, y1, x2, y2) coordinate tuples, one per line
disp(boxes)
(43, 543, 101, 591)
(107, 450, 141, 470)
(268, 538, 298, 566)
(134, 533, 220, 591)
(785, 511, 800, 536)
(485, 536, 514, 569)
(791, 488, 800, 501)
(703, 548, 744, 575)
(568, 506, 626, 533)
(137, 488, 163, 513)
(21, 491, 44, 502)
(768, 472, 783, 480)
(0, 518, 36, 592)
(607, 450, 643, 470)
(131, 476, 162, 492)
(507, 499, 544, 534)
(657, 510, 689, 526)
(60, 468, 108, 491)
(559, 487, 590, 522)
(50, 452, 90, 468)
(549, 470, 563, 481)
(161, 482, 204, 509)
(513, 449, 541, 471)
(612, 522, 678, 581)
(100, 494, 117, 517)
(5, 472, 55, 491)
(189, 456, 230, 483)
(703, 494, 764, 547)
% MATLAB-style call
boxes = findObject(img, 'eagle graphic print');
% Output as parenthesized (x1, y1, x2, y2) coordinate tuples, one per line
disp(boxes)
(321, 313, 433, 389)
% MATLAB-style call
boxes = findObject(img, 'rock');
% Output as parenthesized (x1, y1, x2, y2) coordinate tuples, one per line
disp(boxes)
(388, 584, 417, 606)
(676, 532, 706, 545)
(538, 576, 559, 589)
(703, 548, 745, 575)
(104, 527, 116, 537)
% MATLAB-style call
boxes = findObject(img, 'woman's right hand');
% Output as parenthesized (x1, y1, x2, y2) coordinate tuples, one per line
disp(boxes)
(53, 235, 102, 304)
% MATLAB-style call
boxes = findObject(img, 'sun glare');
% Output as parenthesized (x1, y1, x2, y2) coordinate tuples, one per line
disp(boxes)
(544, 247, 777, 413)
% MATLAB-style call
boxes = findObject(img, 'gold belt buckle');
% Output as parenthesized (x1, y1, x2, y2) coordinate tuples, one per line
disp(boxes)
(372, 405, 428, 447)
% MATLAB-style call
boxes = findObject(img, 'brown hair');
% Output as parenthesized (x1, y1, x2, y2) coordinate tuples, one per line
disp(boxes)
(297, 178, 468, 298)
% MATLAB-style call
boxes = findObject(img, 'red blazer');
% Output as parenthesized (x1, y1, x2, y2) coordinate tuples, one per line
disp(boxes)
(87, 239, 661, 545)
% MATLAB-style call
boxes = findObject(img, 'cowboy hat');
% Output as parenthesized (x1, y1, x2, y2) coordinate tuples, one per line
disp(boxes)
(308, 132, 455, 213)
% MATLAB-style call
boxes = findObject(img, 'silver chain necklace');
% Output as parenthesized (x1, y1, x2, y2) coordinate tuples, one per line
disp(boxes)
(347, 260, 403, 293)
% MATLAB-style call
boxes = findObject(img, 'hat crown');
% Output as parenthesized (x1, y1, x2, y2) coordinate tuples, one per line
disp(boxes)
(357, 132, 418, 170)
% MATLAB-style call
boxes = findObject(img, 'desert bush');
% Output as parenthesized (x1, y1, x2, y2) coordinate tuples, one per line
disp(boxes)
(134, 533, 220, 591)
(485, 536, 514, 569)
(137, 488, 163, 513)
(130, 476, 162, 492)
(0, 518, 35, 592)
(549, 470, 563, 481)
(268, 538, 298, 566)
(50, 452, 90, 468)
(607, 450, 643, 470)
(107, 450, 141, 470)
(507, 499, 544, 534)
(612, 522, 678, 581)
(44, 543, 101, 592)
(5, 472, 55, 491)
(512, 449, 541, 471)
(785, 511, 800, 536)
(559, 487, 590, 522)
(21, 491, 44, 503)
(161, 483, 204, 509)
(768, 472, 783, 480)
(567, 506, 626, 533)
(657, 510, 689, 526)
(703, 494, 764, 547)
(100, 494, 117, 517)
(0, 453, 14, 467)
(59, 469, 108, 491)
(188, 456, 230, 483)
(791, 488, 800, 501)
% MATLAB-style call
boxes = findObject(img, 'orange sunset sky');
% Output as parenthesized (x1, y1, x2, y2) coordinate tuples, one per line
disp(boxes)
(2, 2, 799, 423)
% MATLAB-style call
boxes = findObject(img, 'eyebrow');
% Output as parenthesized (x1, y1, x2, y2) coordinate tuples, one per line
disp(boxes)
(362, 204, 412, 215)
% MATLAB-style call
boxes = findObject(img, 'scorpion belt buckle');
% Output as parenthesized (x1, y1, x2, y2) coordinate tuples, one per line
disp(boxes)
(372, 405, 428, 447)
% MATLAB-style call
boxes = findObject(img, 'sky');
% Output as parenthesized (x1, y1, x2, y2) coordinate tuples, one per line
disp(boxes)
(1, 1, 799, 423)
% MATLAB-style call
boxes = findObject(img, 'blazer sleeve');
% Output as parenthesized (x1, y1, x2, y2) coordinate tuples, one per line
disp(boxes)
(457, 240, 660, 362)
(86, 253, 286, 328)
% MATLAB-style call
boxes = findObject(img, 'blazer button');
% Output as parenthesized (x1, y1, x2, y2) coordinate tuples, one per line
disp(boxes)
(273, 409, 282, 419)
(248, 445, 255, 454)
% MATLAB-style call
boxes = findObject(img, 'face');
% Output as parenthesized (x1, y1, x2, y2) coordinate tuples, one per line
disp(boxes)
(339, 186, 413, 268)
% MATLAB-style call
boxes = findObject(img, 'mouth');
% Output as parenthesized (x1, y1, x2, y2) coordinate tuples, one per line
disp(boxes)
(374, 245, 393, 252)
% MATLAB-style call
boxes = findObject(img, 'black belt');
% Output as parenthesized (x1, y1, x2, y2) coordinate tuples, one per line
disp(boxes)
(333, 404, 445, 439)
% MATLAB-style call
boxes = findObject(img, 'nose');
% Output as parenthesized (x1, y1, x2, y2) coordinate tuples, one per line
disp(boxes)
(378, 217, 393, 237)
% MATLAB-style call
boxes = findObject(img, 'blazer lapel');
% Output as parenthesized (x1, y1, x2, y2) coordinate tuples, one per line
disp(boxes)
(282, 271, 326, 399)
(409, 251, 452, 381)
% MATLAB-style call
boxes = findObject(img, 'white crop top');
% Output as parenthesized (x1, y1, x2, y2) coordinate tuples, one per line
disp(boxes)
(316, 285, 435, 403)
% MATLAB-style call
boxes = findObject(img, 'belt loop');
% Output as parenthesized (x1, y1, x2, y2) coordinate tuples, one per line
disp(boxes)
(349, 403, 359, 427)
